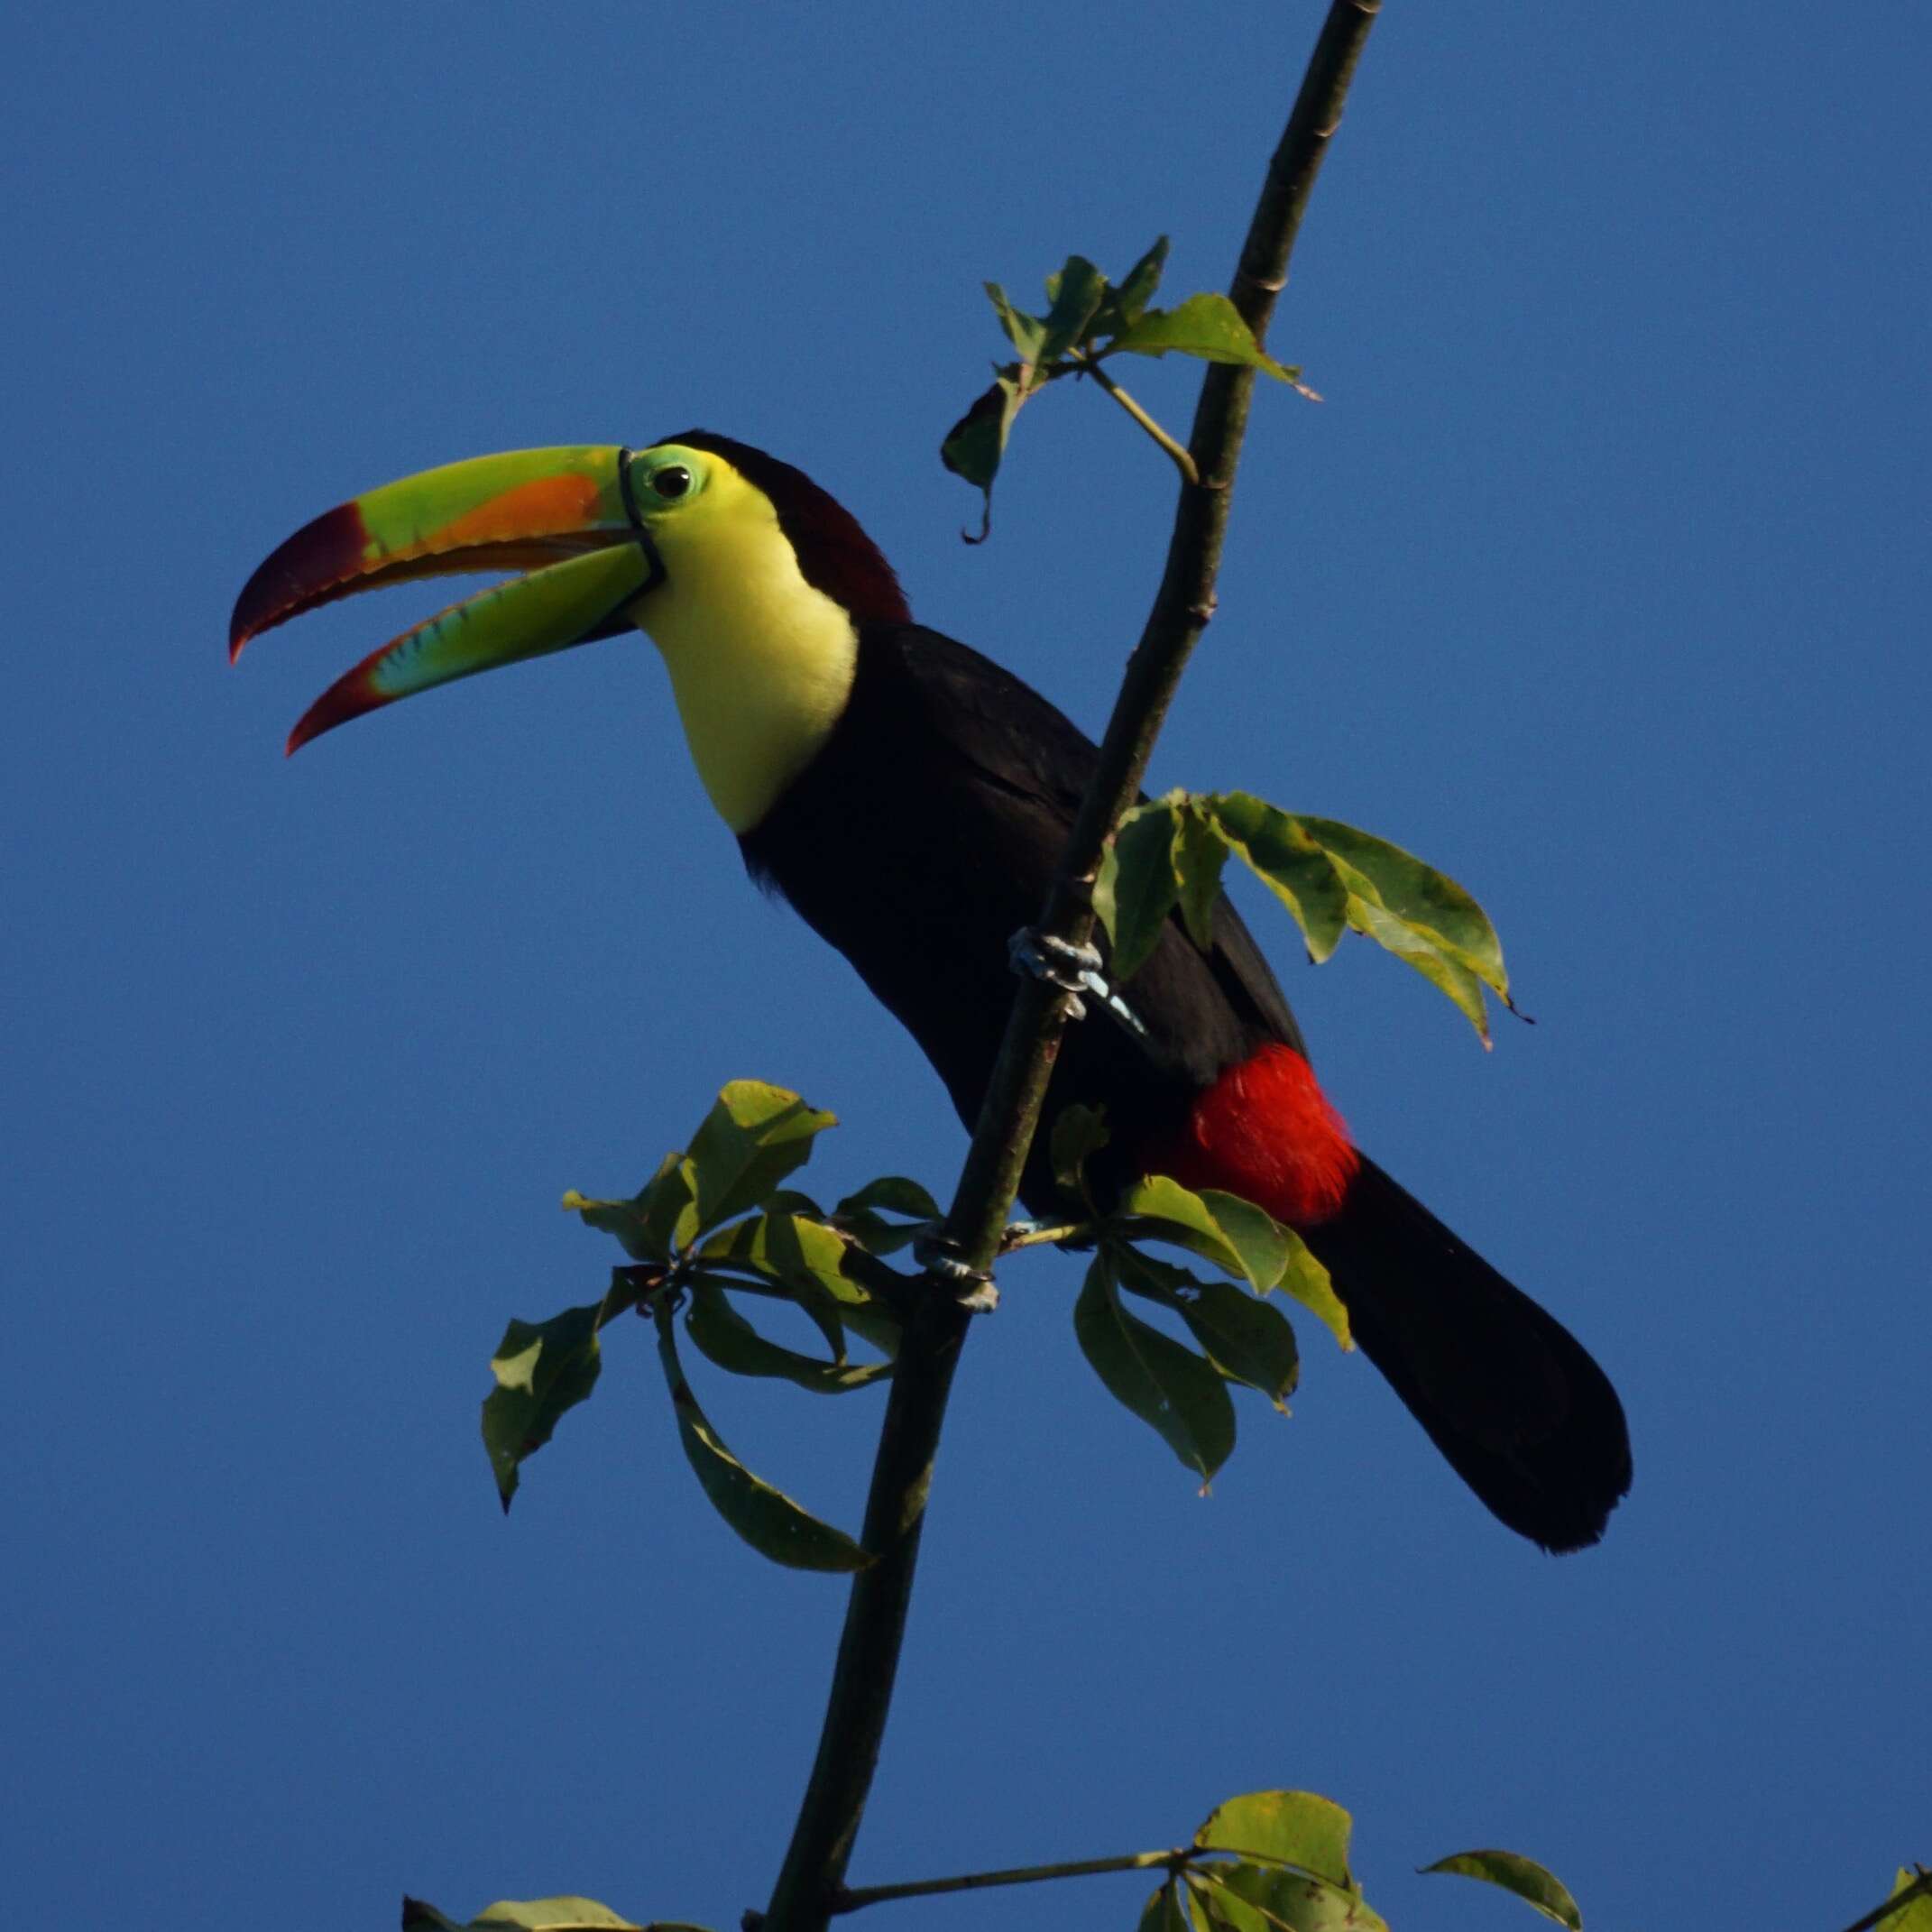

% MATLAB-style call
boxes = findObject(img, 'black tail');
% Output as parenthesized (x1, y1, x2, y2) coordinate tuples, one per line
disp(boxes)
(1302, 1155, 1632, 1552)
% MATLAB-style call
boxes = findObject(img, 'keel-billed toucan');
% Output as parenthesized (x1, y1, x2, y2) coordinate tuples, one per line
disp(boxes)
(232, 433, 1632, 1551)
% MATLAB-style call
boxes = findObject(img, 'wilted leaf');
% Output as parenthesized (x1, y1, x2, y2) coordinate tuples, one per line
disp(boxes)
(481, 1302, 606, 1511)
(1095, 801, 1183, 980)
(1109, 292, 1301, 382)
(1073, 1251, 1235, 1482)
(1196, 1791, 1355, 1891)
(1421, 1851, 1582, 1930)
(684, 1081, 836, 1232)
(684, 1280, 890, 1394)
(653, 1303, 871, 1572)
(940, 371, 1026, 541)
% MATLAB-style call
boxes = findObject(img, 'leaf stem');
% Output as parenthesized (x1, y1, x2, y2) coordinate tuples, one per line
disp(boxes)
(758, 7, 1380, 1926)
(1081, 356, 1200, 483)
(831, 1847, 1187, 1915)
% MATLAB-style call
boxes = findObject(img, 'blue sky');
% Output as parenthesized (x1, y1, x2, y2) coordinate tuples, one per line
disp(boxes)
(5, 5, 1927, 1927)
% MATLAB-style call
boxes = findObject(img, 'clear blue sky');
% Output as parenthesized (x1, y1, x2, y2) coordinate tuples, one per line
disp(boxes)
(5, 5, 1927, 1927)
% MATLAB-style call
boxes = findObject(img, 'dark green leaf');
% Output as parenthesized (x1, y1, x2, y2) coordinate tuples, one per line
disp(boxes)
(1298, 814, 1507, 995)
(481, 1302, 607, 1511)
(653, 1304, 871, 1572)
(1096, 235, 1171, 336)
(1073, 1251, 1235, 1481)
(1036, 254, 1109, 365)
(1110, 292, 1301, 382)
(1203, 794, 1349, 962)
(834, 1175, 942, 1222)
(1176, 1279, 1300, 1406)
(1096, 799, 1182, 980)
(684, 1281, 890, 1394)
(1196, 1791, 1355, 1890)
(1051, 1101, 1111, 1197)
(1138, 1880, 1191, 1932)
(1173, 800, 1228, 949)
(684, 1081, 836, 1233)
(939, 371, 1026, 542)
(1421, 1852, 1582, 1930)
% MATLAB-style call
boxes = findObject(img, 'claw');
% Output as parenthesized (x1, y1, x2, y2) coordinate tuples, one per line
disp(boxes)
(911, 1228, 999, 1311)
(1007, 928, 1147, 1037)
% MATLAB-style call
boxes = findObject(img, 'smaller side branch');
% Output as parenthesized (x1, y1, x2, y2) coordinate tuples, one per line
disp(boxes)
(832, 1847, 1187, 1915)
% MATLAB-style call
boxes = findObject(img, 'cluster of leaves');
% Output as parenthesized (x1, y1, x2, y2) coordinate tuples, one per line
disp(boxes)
(401, 1787, 1596, 1932)
(1053, 1102, 1348, 1486)
(483, 1081, 936, 1567)
(941, 238, 1315, 535)
(1096, 789, 1518, 1045)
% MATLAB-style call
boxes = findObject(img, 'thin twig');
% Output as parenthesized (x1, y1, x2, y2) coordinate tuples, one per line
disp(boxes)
(832, 1847, 1187, 1914)
(1082, 357, 1201, 483)
(759, 8, 1381, 1927)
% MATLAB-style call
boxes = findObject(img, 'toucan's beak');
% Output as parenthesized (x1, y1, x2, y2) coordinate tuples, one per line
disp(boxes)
(229, 446, 657, 753)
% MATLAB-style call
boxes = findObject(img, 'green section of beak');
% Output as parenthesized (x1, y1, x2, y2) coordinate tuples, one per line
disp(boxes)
(231, 446, 634, 658)
(286, 540, 655, 753)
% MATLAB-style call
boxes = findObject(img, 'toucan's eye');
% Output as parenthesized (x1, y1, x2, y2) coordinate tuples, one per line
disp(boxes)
(650, 465, 693, 501)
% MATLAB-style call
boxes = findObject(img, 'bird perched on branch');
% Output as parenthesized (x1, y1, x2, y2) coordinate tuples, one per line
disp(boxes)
(232, 432, 1632, 1550)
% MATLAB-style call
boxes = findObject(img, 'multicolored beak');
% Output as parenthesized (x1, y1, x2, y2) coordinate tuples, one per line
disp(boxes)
(229, 446, 658, 752)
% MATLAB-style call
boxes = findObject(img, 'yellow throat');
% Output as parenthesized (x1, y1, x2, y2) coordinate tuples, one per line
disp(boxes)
(629, 459, 859, 833)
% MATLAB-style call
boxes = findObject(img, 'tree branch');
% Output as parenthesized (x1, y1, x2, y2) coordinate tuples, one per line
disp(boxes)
(759, 8, 1382, 1927)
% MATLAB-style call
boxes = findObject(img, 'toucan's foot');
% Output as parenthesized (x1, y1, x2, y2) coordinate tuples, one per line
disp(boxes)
(912, 1228, 999, 1311)
(1007, 928, 1146, 1036)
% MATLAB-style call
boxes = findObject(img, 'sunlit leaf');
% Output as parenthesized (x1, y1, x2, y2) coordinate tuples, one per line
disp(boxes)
(684, 1280, 890, 1394)
(563, 1152, 696, 1265)
(1095, 800, 1183, 980)
(1196, 1791, 1355, 1891)
(1421, 1851, 1582, 1930)
(400, 1898, 650, 1931)
(1876, 1870, 1932, 1932)
(1138, 1879, 1191, 1932)
(653, 1303, 871, 1572)
(1073, 1250, 1235, 1481)
(1118, 1175, 1285, 1294)
(1109, 292, 1301, 382)
(1274, 1232, 1351, 1351)
(684, 1081, 837, 1232)
(1173, 800, 1228, 949)
(1202, 1863, 1385, 1932)
(481, 1301, 606, 1511)
(1202, 794, 1348, 962)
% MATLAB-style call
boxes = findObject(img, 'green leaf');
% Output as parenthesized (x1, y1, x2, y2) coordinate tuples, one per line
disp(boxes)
(1073, 1250, 1235, 1482)
(1196, 1791, 1355, 1891)
(684, 1081, 836, 1233)
(1201, 1863, 1385, 1932)
(1176, 1278, 1300, 1406)
(698, 1210, 865, 1357)
(835, 1175, 942, 1221)
(684, 1280, 890, 1394)
(474, 1900, 644, 1930)
(939, 370, 1026, 542)
(1202, 794, 1348, 962)
(1110, 292, 1301, 382)
(1138, 1880, 1191, 1932)
(653, 1303, 871, 1572)
(1095, 798, 1182, 980)
(982, 281, 1046, 363)
(1118, 1174, 1286, 1293)
(1173, 799, 1228, 949)
(481, 1301, 606, 1511)
(1421, 1851, 1582, 1930)
(1095, 235, 1171, 336)
(564, 1151, 696, 1265)
(1877, 1871, 1932, 1932)
(1298, 814, 1508, 995)
(1051, 1101, 1111, 1196)
(1333, 867, 1494, 1044)
(1274, 1233, 1352, 1351)
(1036, 253, 1109, 365)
